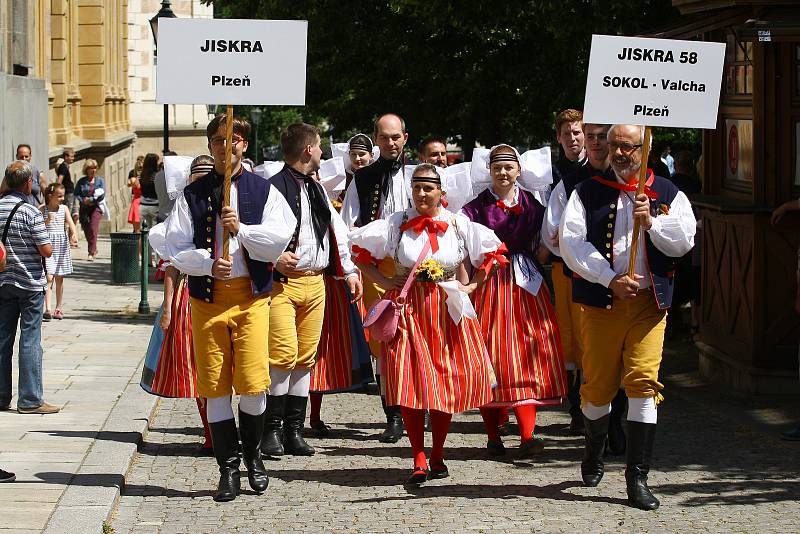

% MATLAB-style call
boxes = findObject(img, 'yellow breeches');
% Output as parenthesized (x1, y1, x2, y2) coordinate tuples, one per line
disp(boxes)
(190, 277, 271, 398)
(578, 290, 666, 407)
(551, 261, 583, 368)
(268, 272, 326, 370)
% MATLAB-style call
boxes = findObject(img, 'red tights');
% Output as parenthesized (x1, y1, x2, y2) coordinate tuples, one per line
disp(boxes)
(310, 393, 323, 423)
(480, 404, 537, 443)
(400, 407, 451, 470)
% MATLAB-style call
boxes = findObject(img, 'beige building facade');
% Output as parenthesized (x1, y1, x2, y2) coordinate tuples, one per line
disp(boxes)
(1, 0, 212, 233)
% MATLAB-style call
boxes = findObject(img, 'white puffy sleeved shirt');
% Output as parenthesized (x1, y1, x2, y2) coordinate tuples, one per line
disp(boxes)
(165, 181, 297, 278)
(559, 181, 696, 289)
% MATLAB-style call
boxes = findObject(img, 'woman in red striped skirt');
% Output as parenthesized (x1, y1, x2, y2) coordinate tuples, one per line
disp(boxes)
(351, 163, 507, 485)
(461, 144, 568, 459)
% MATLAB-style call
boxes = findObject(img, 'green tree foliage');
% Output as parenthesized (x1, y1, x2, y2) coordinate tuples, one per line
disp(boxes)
(203, 0, 680, 158)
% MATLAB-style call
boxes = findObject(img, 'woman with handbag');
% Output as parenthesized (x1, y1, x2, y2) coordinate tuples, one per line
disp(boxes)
(73, 159, 105, 261)
(351, 163, 507, 485)
(461, 144, 568, 459)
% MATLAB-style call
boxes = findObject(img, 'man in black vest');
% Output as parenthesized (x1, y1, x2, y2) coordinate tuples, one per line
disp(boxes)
(165, 114, 296, 502)
(560, 124, 696, 510)
(341, 113, 411, 443)
(260, 123, 362, 457)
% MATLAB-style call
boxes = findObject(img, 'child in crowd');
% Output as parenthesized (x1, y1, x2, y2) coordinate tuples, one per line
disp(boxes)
(42, 183, 78, 320)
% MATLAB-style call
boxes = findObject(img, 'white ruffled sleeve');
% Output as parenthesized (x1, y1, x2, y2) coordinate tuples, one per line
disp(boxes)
(148, 220, 168, 259)
(348, 211, 403, 262)
(455, 213, 503, 268)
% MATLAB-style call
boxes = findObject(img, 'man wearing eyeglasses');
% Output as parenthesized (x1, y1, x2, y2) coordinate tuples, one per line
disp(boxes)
(559, 123, 696, 511)
(165, 113, 297, 502)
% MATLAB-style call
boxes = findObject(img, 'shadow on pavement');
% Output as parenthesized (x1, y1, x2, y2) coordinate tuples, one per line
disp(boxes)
(31, 429, 142, 444)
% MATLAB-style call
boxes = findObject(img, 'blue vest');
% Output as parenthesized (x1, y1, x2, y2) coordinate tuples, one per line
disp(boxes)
(183, 169, 274, 302)
(572, 174, 679, 310)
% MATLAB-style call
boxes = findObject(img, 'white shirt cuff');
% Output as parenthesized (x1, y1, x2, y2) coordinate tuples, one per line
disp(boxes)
(203, 257, 214, 277)
(598, 268, 618, 288)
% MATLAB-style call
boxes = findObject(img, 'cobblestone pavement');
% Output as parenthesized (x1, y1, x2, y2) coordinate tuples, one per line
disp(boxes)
(112, 348, 800, 534)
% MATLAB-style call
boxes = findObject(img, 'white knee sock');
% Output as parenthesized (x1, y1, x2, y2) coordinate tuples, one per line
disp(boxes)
(627, 396, 657, 424)
(206, 396, 234, 424)
(269, 369, 291, 396)
(582, 401, 611, 421)
(238, 392, 267, 416)
(288, 369, 311, 397)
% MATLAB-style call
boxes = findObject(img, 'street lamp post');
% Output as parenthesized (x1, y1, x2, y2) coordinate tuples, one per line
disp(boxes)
(149, 1, 177, 156)
(250, 107, 263, 164)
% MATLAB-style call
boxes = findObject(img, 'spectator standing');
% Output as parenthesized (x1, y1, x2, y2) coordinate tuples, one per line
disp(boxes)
(138, 153, 161, 231)
(155, 151, 177, 223)
(74, 159, 105, 261)
(56, 150, 76, 217)
(41, 183, 78, 321)
(0, 161, 59, 414)
(15, 144, 47, 206)
(127, 156, 144, 232)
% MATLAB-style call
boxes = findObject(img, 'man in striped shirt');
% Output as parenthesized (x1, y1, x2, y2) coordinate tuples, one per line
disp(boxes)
(0, 161, 59, 414)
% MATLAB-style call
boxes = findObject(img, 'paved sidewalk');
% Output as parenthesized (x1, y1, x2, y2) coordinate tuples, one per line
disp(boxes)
(0, 237, 162, 534)
(110, 340, 800, 534)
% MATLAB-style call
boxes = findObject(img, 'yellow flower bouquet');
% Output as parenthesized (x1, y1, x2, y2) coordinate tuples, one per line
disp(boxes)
(416, 258, 446, 282)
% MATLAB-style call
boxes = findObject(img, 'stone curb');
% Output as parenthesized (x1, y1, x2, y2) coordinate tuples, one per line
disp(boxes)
(42, 360, 159, 534)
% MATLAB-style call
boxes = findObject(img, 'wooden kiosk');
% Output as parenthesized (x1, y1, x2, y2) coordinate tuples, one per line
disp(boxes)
(649, 1, 800, 393)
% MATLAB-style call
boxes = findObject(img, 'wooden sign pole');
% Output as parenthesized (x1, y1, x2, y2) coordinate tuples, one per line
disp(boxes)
(222, 104, 234, 260)
(626, 125, 652, 278)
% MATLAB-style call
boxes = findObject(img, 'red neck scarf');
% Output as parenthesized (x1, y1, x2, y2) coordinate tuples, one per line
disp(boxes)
(591, 169, 658, 200)
(400, 215, 449, 253)
(496, 200, 523, 215)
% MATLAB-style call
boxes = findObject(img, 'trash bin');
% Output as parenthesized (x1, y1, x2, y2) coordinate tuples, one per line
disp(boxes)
(110, 232, 140, 284)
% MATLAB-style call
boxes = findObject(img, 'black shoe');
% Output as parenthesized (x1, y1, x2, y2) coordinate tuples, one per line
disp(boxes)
(261, 394, 286, 457)
(0, 469, 15, 483)
(209, 419, 241, 502)
(607, 389, 627, 455)
(519, 434, 545, 459)
(428, 462, 449, 480)
(283, 395, 315, 456)
(310, 420, 331, 437)
(487, 439, 506, 457)
(625, 421, 660, 510)
(581, 414, 609, 487)
(238, 409, 269, 493)
(379, 404, 404, 443)
(781, 425, 800, 441)
(405, 467, 428, 486)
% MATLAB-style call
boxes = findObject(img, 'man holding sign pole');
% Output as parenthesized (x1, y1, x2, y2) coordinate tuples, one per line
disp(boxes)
(560, 124, 696, 510)
(165, 114, 296, 502)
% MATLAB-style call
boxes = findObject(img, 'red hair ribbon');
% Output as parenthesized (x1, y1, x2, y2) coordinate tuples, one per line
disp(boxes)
(400, 215, 449, 253)
(496, 200, 523, 215)
(480, 243, 510, 276)
(590, 169, 658, 200)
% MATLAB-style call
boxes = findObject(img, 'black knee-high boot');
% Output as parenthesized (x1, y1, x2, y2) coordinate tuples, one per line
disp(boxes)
(261, 394, 286, 457)
(625, 421, 659, 510)
(238, 409, 269, 492)
(607, 389, 627, 455)
(567, 370, 583, 434)
(209, 419, 241, 502)
(283, 395, 315, 456)
(377, 375, 404, 443)
(581, 413, 609, 487)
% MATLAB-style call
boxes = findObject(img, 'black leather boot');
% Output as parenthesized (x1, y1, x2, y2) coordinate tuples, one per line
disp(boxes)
(607, 389, 627, 456)
(379, 404, 404, 443)
(283, 395, 315, 456)
(567, 370, 584, 434)
(261, 394, 286, 457)
(625, 421, 660, 510)
(238, 409, 269, 493)
(581, 413, 609, 487)
(209, 419, 241, 502)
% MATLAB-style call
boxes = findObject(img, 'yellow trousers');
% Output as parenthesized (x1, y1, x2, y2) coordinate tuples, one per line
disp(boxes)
(269, 272, 326, 370)
(190, 277, 271, 398)
(552, 261, 583, 368)
(578, 290, 666, 406)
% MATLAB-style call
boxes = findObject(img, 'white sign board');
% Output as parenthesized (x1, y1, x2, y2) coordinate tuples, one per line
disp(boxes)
(156, 18, 307, 105)
(583, 35, 725, 129)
